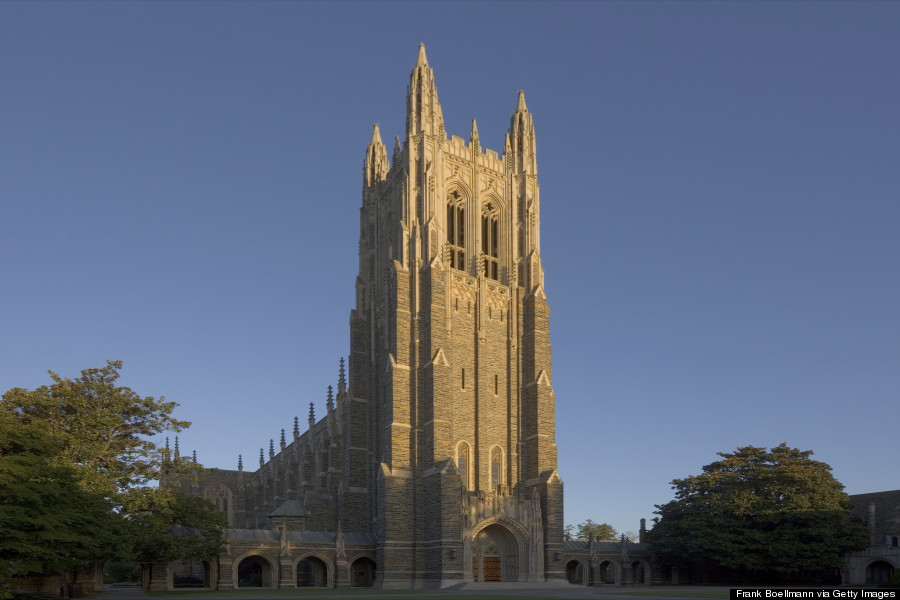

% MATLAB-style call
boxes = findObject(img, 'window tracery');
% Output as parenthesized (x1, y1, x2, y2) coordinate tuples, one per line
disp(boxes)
(481, 201, 499, 281)
(447, 190, 466, 271)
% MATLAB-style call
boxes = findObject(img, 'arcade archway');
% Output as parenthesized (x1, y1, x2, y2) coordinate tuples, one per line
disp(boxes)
(296, 556, 328, 587)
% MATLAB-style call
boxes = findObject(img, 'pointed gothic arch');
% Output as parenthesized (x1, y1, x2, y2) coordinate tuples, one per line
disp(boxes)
(469, 518, 527, 582)
(489, 445, 504, 491)
(456, 441, 471, 490)
(447, 187, 468, 271)
(481, 196, 502, 281)
(203, 483, 234, 526)
(294, 552, 332, 588)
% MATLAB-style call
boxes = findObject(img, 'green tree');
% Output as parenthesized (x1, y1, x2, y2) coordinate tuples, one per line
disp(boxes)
(1, 360, 188, 497)
(650, 444, 869, 581)
(1, 362, 223, 595)
(122, 487, 226, 563)
(575, 519, 618, 541)
(0, 413, 123, 597)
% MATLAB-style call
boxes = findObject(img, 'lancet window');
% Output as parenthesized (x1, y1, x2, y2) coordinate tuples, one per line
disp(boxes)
(490, 446, 503, 490)
(482, 201, 499, 281)
(447, 190, 465, 270)
(457, 442, 470, 490)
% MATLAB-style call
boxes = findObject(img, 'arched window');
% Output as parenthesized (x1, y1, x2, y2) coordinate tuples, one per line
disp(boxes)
(482, 201, 499, 280)
(490, 446, 503, 490)
(447, 190, 465, 270)
(457, 442, 470, 490)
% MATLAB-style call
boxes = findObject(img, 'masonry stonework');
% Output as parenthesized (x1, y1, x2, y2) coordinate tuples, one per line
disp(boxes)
(163, 45, 565, 589)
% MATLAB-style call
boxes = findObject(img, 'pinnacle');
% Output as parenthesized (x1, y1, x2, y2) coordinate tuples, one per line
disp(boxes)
(417, 43, 428, 67)
(370, 123, 383, 146)
(470, 118, 479, 139)
(516, 90, 527, 112)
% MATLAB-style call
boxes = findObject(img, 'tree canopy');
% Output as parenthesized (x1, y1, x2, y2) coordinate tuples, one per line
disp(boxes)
(568, 519, 618, 542)
(2, 360, 188, 497)
(0, 413, 123, 583)
(650, 443, 869, 582)
(1, 362, 224, 596)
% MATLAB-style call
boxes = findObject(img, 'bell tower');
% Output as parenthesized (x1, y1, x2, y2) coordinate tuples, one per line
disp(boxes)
(349, 44, 563, 588)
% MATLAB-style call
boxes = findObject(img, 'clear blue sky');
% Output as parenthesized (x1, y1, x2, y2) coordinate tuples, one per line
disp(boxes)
(2, 1, 898, 536)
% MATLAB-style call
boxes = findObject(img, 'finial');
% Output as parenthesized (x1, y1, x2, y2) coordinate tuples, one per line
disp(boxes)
(392, 136, 402, 167)
(470, 119, 480, 153)
(192, 449, 197, 463)
(327, 385, 334, 409)
(269, 439, 275, 459)
(416, 43, 427, 67)
(293, 416, 300, 439)
(259, 448, 265, 467)
(516, 90, 527, 112)
(309, 402, 315, 422)
(174, 436, 180, 459)
(339, 357, 346, 390)
(280, 429, 286, 449)
(371, 123, 382, 145)
(238, 454, 243, 471)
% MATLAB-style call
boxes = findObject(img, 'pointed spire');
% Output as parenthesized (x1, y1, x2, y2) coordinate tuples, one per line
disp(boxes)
(192, 449, 197, 463)
(293, 416, 300, 439)
(338, 357, 346, 393)
(308, 402, 315, 428)
(174, 436, 180, 460)
(407, 44, 444, 138)
(470, 118, 480, 153)
(269, 439, 275, 459)
(238, 454, 243, 471)
(516, 89, 527, 112)
(327, 385, 334, 409)
(392, 136, 402, 168)
(259, 448, 265, 467)
(364, 124, 388, 187)
(280, 428, 286, 450)
(509, 89, 537, 175)
(417, 43, 428, 67)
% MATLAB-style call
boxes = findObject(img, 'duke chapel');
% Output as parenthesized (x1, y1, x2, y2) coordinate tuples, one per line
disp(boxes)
(160, 44, 577, 589)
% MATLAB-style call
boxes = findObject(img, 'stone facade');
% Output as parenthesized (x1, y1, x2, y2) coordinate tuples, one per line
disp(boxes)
(162, 44, 564, 589)
(844, 490, 900, 586)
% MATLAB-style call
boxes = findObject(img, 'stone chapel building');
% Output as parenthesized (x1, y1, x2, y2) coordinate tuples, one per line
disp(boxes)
(159, 44, 567, 590)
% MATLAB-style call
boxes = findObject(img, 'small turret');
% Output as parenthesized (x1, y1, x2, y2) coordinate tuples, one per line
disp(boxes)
(406, 43, 445, 139)
(509, 90, 537, 175)
(363, 124, 389, 188)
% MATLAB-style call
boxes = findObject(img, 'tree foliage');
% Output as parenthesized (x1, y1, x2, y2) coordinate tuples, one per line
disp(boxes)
(123, 487, 226, 562)
(2, 360, 188, 497)
(1, 362, 222, 594)
(0, 413, 122, 584)
(573, 519, 618, 541)
(650, 444, 869, 579)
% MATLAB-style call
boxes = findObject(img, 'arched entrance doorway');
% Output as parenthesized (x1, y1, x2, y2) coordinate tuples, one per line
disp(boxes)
(472, 522, 521, 582)
(597, 560, 616, 584)
(566, 560, 585, 585)
(350, 557, 376, 587)
(631, 561, 646, 584)
(296, 556, 328, 587)
(237, 556, 272, 588)
(866, 560, 894, 585)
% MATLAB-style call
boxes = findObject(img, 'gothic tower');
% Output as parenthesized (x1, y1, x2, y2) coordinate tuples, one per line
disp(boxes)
(350, 45, 563, 587)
